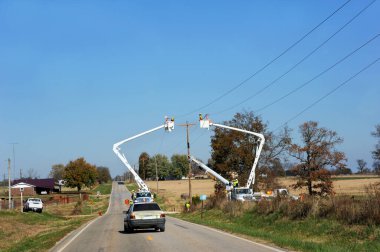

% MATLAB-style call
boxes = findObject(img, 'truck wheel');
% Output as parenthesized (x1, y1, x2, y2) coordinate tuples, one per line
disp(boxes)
(160, 226, 165, 232)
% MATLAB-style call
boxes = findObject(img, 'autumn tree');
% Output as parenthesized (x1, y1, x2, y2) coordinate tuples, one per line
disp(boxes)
(357, 159, 369, 174)
(49, 164, 65, 180)
(138, 152, 150, 180)
(289, 121, 346, 196)
(372, 124, 380, 174)
(210, 111, 290, 190)
(97, 166, 112, 184)
(63, 157, 98, 192)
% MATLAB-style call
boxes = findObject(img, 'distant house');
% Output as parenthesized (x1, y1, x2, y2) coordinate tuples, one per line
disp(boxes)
(11, 178, 56, 195)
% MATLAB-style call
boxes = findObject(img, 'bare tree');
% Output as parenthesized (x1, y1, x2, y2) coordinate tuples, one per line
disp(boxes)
(372, 124, 380, 174)
(27, 168, 39, 179)
(289, 121, 346, 196)
(357, 159, 368, 174)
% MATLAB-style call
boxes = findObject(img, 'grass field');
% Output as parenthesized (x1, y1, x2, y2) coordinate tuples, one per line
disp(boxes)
(0, 183, 112, 252)
(145, 175, 380, 210)
(278, 175, 380, 196)
(148, 176, 380, 251)
(145, 179, 215, 211)
(179, 207, 380, 252)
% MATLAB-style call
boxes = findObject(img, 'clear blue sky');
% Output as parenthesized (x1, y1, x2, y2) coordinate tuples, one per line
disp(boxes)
(1, 0, 379, 179)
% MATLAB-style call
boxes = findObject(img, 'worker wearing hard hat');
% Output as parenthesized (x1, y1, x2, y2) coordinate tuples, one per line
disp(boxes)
(233, 179, 239, 188)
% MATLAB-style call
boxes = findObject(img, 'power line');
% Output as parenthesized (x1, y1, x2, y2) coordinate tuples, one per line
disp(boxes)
(274, 57, 380, 131)
(254, 33, 379, 113)
(212, 0, 377, 116)
(176, 0, 353, 118)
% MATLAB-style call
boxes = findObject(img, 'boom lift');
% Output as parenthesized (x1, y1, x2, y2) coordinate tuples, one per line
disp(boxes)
(113, 117, 175, 192)
(194, 114, 265, 201)
(189, 156, 230, 186)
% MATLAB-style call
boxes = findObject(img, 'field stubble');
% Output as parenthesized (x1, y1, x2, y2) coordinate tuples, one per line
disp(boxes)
(146, 175, 380, 210)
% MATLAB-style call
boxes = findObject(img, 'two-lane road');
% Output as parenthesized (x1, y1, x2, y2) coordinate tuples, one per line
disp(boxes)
(51, 182, 284, 252)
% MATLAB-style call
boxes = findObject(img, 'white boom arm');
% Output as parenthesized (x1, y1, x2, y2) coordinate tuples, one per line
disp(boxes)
(189, 156, 230, 185)
(200, 116, 265, 188)
(113, 118, 174, 191)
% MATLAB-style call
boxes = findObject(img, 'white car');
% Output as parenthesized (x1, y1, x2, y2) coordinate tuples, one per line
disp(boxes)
(123, 202, 165, 232)
(24, 198, 43, 213)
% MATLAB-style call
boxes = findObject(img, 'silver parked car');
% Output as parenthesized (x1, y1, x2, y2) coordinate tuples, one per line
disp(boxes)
(123, 202, 165, 232)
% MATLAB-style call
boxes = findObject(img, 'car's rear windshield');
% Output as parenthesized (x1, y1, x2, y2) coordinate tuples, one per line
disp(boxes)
(29, 199, 41, 202)
(136, 192, 152, 198)
(133, 203, 161, 211)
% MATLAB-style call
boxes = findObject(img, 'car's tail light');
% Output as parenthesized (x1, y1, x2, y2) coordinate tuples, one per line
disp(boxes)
(160, 213, 165, 218)
(130, 213, 135, 219)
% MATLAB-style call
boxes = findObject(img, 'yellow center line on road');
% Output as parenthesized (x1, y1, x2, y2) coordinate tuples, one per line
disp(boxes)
(147, 235, 153, 241)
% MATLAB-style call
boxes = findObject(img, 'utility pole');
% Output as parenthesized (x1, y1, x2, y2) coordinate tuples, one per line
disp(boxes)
(3, 173, 5, 195)
(10, 143, 18, 180)
(155, 157, 158, 195)
(178, 121, 195, 204)
(8, 158, 11, 209)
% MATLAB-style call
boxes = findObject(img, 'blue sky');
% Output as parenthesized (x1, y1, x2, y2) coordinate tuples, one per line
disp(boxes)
(0, 0, 379, 179)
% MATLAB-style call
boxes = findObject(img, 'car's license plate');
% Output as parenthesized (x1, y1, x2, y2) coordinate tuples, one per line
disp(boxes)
(144, 216, 155, 219)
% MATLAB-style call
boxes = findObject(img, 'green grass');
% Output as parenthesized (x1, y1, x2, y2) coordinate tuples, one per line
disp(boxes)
(92, 183, 112, 195)
(175, 208, 380, 252)
(125, 183, 139, 193)
(81, 196, 110, 215)
(0, 210, 93, 252)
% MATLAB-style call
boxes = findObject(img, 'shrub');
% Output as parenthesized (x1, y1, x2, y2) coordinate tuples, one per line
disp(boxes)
(72, 200, 82, 215)
(192, 195, 201, 206)
(205, 195, 227, 210)
(288, 199, 313, 220)
(223, 201, 253, 218)
(255, 199, 274, 215)
(314, 199, 335, 218)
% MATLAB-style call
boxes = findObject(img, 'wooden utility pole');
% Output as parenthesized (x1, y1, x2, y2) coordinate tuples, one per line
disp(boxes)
(178, 121, 195, 204)
(155, 157, 158, 195)
(8, 158, 11, 210)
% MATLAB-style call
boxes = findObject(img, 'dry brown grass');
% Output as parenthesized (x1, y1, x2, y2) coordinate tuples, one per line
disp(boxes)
(0, 220, 50, 250)
(144, 175, 380, 210)
(146, 179, 216, 211)
(278, 175, 380, 196)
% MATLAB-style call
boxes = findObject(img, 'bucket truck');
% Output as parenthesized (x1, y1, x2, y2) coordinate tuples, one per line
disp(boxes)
(196, 114, 265, 202)
(113, 117, 175, 196)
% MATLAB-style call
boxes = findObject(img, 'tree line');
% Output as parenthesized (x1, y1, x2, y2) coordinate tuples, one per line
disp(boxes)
(137, 153, 191, 180)
(49, 157, 112, 192)
(134, 111, 380, 196)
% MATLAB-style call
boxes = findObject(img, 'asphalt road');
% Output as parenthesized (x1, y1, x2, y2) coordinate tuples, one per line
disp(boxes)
(51, 182, 284, 252)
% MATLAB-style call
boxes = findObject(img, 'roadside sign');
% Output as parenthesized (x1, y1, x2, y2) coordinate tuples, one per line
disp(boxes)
(200, 194, 207, 219)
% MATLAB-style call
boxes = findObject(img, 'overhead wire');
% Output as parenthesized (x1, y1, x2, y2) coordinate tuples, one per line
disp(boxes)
(273, 57, 380, 132)
(254, 33, 379, 113)
(175, 0, 353, 118)
(212, 0, 377, 116)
